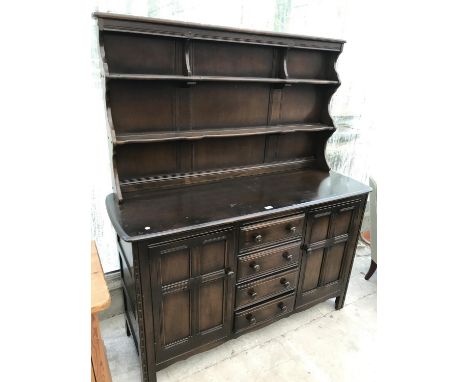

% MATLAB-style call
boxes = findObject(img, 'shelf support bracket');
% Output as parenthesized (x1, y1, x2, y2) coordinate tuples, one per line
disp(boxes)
(275, 47, 291, 89)
(183, 39, 197, 87)
(184, 39, 193, 76)
(281, 47, 290, 80)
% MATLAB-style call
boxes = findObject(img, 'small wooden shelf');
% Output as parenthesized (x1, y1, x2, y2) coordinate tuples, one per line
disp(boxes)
(114, 124, 335, 144)
(107, 73, 340, 85)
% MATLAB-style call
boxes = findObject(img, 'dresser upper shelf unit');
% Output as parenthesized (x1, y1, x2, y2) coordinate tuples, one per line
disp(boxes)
(96, 12, 345, 201)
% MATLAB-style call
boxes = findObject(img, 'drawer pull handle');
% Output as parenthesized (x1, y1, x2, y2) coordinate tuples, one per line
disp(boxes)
(288, 225, 297, 234)
(225, 268, 235, 277)
(249, 261, 261, 272)
(254, 234, 263, 243)
(278, 302, 287, 312)
(246, 313, 256, 325)
(283, 252, 293, 261)
(280, 278, 290, 288)
(248, 289, 257, 298)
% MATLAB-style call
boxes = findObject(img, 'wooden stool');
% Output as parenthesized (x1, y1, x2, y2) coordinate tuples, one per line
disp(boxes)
(91, 241, 112, 382)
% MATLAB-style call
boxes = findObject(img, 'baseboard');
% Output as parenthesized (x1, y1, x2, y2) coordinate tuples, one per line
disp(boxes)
(98, 271, 124, 320)
(104, 270, 122, 291)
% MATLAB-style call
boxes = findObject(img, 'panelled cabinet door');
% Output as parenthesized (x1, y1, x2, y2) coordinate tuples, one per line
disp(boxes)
(147, 229, 236, 364)
(296, 200, 362, 308)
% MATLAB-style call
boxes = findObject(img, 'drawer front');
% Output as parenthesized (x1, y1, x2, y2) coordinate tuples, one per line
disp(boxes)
(235, 268, 299, 309)
(239, 214, 304, 250)
(234, 293, 295, 332)
(237, 242, 301, 282)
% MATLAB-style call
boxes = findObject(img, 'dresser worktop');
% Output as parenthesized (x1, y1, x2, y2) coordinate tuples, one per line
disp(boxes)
(106, 170, 370, 242)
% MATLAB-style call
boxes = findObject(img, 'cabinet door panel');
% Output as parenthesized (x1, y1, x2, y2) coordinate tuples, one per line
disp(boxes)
(308, 212, 331, 243)
(199, 279, 225, 332)
(160, 246, 190, 285)
(333, 207, 354, 237)
(296, 200, 364, 309)
(148, 229, 235, 365)
(200, 239, 228, 275)
(320, 243, 346, 285)
(162, 289, 191, 346)
(301, 248, 324, 292)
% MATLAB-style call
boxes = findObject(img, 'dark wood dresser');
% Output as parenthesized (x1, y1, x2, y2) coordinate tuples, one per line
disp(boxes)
(94, 12, 371, 382)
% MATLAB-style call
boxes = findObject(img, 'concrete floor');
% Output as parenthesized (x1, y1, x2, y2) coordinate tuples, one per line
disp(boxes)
(101, 244, 377, 382)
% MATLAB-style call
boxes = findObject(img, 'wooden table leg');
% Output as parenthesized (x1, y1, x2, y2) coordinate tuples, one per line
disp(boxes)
(92, 363, 97, 382)
(91, 313, 112, 382)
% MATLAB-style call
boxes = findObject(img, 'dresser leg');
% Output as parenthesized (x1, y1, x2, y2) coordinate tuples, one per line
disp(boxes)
(364, 259, 377, 280)
(125, 319, 131, 337)
(335, 295, 345, 310)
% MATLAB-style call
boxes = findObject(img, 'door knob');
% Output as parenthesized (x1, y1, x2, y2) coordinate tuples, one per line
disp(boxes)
(283, 252, 293, 261)
(249, 261, 260, 272)
(246, 314, 256, 325)
(278, 302, 287, 312)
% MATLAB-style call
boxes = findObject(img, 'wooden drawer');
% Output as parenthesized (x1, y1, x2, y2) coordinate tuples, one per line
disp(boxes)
(235, 268, 299, 309)
(237, 242, 301, 282)
(234, 293, 295, 332)
(239, 214, 304, 250)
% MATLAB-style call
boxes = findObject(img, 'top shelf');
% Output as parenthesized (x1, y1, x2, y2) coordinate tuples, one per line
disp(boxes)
(95, 12, 344, 52)
(106, 73, 340, 85)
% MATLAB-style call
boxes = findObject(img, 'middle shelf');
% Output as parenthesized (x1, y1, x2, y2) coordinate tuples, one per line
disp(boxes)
(114, 123, 335, 144)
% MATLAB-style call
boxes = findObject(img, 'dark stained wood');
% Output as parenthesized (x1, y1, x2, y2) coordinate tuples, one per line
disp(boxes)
(107, 73, 340, 85)
(106, 170, 369, 242)
(239, 214, 304, 251)
(159, 246, 190, 285)
(192, 135, 266, 171)
(299, 247, 325, 292)
(161, 290, 191, 344)
(193, 40, 275, 77)
(237, 242, 301, 282)
(94, 13, 370, 382)
(287, 49, 339, 80)
(191, 83, 270, 129)
(147, 229, 236, 365)
(234, 293, 296, 333)
(103, 32, 180, 75)
(119, 158, 317, 195)
(107, 79, 336, 143)
(320, 242, 347, 284)
(235, 268, 299, 309)
(296, 199, 365, 309)
(108, 80, 175, 134)
(94, 12, 345, 51)
(365, 259, 377, 280)
(114, 123, 334, 144)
